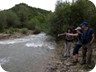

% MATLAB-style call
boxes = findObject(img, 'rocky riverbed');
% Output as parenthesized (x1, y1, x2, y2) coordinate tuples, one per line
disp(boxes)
(45, 41, 96, 72)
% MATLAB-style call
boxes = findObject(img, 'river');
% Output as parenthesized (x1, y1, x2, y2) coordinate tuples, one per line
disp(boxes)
(0, 33, 56, 72)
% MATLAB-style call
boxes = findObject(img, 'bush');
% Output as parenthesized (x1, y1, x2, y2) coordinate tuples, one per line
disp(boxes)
(33, 29, 40, 34)
(19, 28, 28, 34)
(3, 28, 29, 34)
(4, 28, 19, 34)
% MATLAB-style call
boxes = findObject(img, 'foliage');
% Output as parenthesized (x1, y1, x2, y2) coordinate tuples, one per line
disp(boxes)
(0, 11, 7, 32)
(0, 1, 96, 37)
(10, 3, 50, 29)
(19, 28, 28, 34)
(46, 0, 96, 37)
(0, 3, 50, 33)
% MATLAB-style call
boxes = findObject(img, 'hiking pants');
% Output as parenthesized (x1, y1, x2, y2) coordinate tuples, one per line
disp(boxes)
(73, 44, 82, 55)
(64, 41, 74, 57)
(82, 43, 93, 64)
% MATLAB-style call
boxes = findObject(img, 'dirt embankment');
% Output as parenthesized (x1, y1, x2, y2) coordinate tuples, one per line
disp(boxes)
(0, 31, 37, 40)
(0, 33, 25, 40)
(45, 41, 96, 72)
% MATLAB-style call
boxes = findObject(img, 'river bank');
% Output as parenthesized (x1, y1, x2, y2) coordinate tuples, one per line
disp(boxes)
(45, 41, 96, 72)
(0, 30, 40, 40)
(0, 33, 31, 40)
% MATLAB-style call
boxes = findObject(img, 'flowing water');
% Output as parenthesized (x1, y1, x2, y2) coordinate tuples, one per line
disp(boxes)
(0, 33, 56, 72)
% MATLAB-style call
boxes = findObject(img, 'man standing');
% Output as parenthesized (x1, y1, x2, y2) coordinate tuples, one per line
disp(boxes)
(66, 21, 95, 65)
(80, 21, 95, 65)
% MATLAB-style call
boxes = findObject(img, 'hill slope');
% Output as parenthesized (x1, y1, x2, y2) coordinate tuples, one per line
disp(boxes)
(0, 3, 51, 32)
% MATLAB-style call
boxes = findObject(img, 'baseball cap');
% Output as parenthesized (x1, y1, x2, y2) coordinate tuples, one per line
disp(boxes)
(75, 27, 81, 30)
(80, 21, 88, 27)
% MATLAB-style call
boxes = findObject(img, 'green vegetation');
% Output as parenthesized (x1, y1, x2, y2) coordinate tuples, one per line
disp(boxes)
(0, 0, 96, 37)
(0, 3, 51, 34)
(45, 0, 96, 38)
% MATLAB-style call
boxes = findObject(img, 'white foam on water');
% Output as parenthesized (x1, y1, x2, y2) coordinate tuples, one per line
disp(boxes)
(0, 41, 15, 44)
(47, 45, 55, 50)
(0, 57, 10, 72)
(0, 33, 56, 50)
(26, 43, 43, 48)
(0, 39, 29, 45)
(0, 33, 46, 45)
(0, 57, 11, 65)
(25, 42, 56, 50)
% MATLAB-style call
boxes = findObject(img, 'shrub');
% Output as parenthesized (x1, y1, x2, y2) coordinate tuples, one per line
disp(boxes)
(19, 28, 28, 34)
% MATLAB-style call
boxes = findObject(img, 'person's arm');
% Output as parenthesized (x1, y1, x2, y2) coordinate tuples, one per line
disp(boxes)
(90, 33, 95, 45)
(66, 33, 79, 36)
(58, 33, 66, 36)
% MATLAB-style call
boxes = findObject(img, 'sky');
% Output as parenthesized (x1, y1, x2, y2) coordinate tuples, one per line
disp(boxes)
(0, 0, 96, 12)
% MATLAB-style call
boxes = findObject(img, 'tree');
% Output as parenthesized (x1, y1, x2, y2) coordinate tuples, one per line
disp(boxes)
(5, 10, 20, 28)
(46, 0, 96, 37)
(46, 2, 71, 37)
(0, 11, 7, 32)
(11, 3, 50, 28)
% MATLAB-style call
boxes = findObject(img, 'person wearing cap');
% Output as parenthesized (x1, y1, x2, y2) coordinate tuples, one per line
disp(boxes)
(66, 21, 95, 65)
(80, 21, 95, 65)
(72, 27, 82, 64)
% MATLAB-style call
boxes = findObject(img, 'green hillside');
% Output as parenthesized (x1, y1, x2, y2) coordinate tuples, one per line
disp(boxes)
(0, 3, 51, 33)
